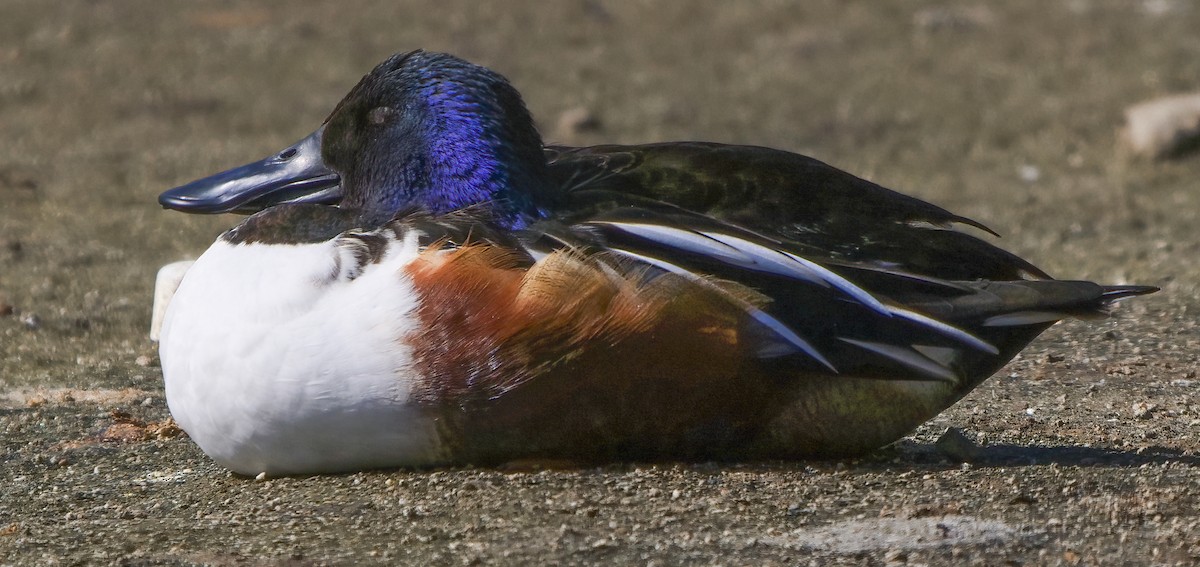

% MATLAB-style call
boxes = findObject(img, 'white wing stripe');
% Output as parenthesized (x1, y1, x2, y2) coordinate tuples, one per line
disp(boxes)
(594, 222, 751, 265)
(699, 230, 890, 316)
(606, 247, 837, 372)
(983, 311, 1069, 327)
(591, 221, 890, 316)
(838, 338, 959, 383)
(778, 250, 890, 316)
(886, 306, 999, 354)
(696, 230, 832, 286)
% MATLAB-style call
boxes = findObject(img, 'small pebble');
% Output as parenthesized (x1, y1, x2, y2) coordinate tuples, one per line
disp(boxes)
(554, 106, 601, 141)
(20, 312, 40, 329)
(935, 427, 983, 462)
(913, 6, 994, 31)
(1018, 165, 1040, 183)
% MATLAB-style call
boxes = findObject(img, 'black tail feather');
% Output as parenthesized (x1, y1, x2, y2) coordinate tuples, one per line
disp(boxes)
(1101, 285, 1160, 302)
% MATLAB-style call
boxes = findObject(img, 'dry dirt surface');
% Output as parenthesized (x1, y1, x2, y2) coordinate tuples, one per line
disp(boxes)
(2, 2, 1199, 565)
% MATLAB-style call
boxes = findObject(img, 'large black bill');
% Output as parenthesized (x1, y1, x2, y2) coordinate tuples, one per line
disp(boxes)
(158, 127, 342, 214)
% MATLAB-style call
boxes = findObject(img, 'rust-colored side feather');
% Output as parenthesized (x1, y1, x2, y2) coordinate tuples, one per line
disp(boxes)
(405, 245, 666, 403)
(404, 243, 792, 463)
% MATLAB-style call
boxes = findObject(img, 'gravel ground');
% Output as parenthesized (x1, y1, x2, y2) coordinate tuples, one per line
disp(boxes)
(1, 1, 1198, 565)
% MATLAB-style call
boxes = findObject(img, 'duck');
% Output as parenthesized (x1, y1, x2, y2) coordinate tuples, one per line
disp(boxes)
(157, 49, 1157, 476)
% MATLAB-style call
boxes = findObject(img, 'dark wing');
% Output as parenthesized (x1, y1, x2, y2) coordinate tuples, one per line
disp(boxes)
(545, 142, 1048, 281)
(535, 143, 1156, 384)
(524, 206, 1155, 385)
(522, 206, 991, 384)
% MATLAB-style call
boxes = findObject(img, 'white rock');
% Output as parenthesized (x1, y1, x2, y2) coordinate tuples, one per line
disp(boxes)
(1131, 401, 1157, 419)
(1122, 93, 1200, 159)
(150, 260, 194, 341)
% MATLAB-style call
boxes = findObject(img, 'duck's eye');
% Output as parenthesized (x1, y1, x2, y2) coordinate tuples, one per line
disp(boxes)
(367, 106, 396, 126)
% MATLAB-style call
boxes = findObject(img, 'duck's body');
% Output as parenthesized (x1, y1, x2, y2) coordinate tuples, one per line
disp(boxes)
(158, 51, 1155, 475)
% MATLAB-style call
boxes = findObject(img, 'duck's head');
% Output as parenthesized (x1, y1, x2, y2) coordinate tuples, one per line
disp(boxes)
(160, 50, 553, 229)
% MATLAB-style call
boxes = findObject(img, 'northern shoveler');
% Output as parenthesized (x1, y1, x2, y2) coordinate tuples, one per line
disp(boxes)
(157, 50, 1156, 476)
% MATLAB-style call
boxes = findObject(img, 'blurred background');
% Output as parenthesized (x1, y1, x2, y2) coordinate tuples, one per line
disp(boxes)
(3, 2, 1200, 564)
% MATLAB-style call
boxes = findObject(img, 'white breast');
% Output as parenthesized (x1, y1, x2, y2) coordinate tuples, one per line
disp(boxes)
(159, 233, 447, 475)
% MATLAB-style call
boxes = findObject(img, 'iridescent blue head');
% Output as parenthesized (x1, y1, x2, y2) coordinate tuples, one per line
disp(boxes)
(324, 50, 553, 227)
(159, 50, 554, 230)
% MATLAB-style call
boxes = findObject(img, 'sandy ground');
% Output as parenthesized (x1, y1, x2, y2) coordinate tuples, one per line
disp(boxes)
(1, 1, 1198, 565)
